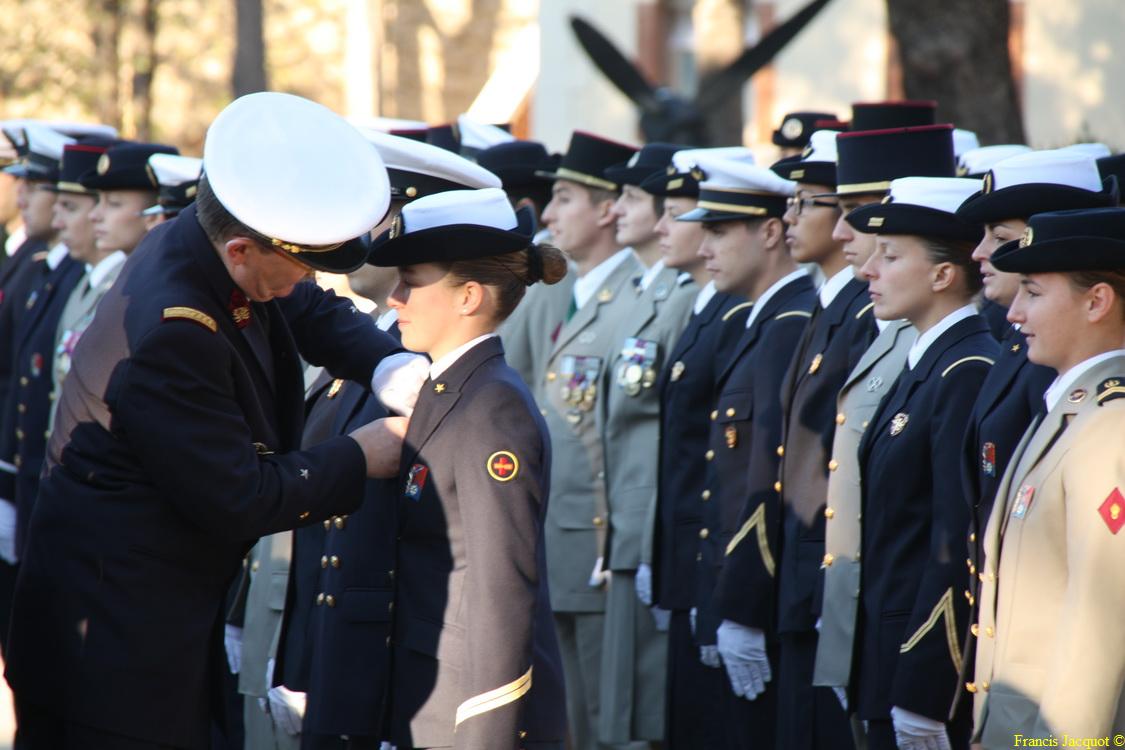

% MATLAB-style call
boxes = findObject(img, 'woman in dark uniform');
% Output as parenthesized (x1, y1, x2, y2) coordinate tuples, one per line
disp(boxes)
(367, 187, 568, 750)
(845, 177, 999, 750)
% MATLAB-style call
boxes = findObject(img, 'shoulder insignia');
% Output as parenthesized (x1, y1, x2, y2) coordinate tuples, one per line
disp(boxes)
(855, 301, 875, 319)
(941, 355, 994, 378)
(1098, 488, 1125, 534)
(1096, 378, 1125, 406)
(162, 306, 217, 333)
(722, 301, 754, 323)
(774, 309, 813, 321)
(487, 451, 519, 482)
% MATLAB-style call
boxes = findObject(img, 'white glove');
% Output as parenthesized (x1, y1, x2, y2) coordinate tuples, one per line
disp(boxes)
(372, 352, 429, 417)
(833, 686, 848, 711)
(699, 644, 720, 668)
(223, 624, 242, 675)
(0, 500, 17, 564)
(650, 606, 671, 632)
(268, 684, 307, 736)
(891, 706, 951, 750)
(635, 562, 653, 605)
(716, 620, 771, 700)
(689, 606, 698, 636)
(587, 556, 608, 588)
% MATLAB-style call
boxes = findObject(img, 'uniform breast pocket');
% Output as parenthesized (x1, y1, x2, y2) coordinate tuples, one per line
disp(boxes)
(715, 390, 753, 451)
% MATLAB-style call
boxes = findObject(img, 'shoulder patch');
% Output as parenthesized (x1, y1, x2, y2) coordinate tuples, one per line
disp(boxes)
(722, 301, 754, 322)
(487, 451, 519, 482)
(941, 355, 994, 378)
(774, 309, 813, 321)
(1096, 378, 1125, 406)
(855, 301, 875, 319)
(163, 306, 217, 333)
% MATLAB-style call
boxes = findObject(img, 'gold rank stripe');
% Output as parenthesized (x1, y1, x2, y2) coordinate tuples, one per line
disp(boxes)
(898, 587, 962, 674)
(553, 167, 618, 192)
(941, 355, 995, 378)
(454, 666, 533, 727)
(725, 504, 775, 577)
(162, 306, 217, 333)
(775, 310, 812, 321)
(696, 199, 768, 216)
(722, 301, 754, 322)
(1096, 385, 1125, 403)
(855, 301, 875, 319)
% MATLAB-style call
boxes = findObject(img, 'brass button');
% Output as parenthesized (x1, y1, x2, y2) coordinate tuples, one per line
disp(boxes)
(985, 626, 994, 638)
(388, 569, 395, 580)
(822, 553, 834, 567)
(592, 516, 604, 527)
(519, 731, 528, 739)
(725, 407, 735, 417)
(385, 636, 391, 646)
(388, 601, 394, 612)
(334, 516, 347, 530)
(981, 681, 990, 691)
(12, 456, 20, 468)
(971, 623, 979, 637)
(547, 372, 557, 381)
(828, 459, 838, 471)
(701, 490, 711, 501)
(298, 511, 309, 520)
(323, 519, 331, 531)
(861, 420, 869, 429)
(316, 593, 325, 605)
(15, 429, 24, 440)
(325, 595, 336, 607)
(835, 412, 845, 425)
(854, 552, 861, 562)
(330, 555, 341, 568)
(966, 558, 973, 569)
(19, 377, 27, 386)
(710, 410, 718, 421)
(824, 507, 835, 519)
(699, 528, 709, 539)
(965, 681, 977, 694)
(321, 556, 328, 568)
(969, 532, 977, 543)
(17, 404, 25, 413)
(251, 560, 260, 572)
(776, 444, 784, 457)
(705, 449, 714, 461)
(774, 481, 782, 493)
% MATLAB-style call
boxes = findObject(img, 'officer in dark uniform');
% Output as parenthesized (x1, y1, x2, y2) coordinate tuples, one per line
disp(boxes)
(4, 92, 419, 749)
(679, 156, 814, 748)
(641, 146, 755, 748)
(847, 177, 998, 750)
(950, 147, 1117, 718)
(367, 187, 568, 749)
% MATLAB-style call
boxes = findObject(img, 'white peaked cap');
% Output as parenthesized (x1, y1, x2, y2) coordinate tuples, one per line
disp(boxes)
(18, 124, 75, 161)
(148, 153, 202, 187)
(1059, 142, 1112, 159)
(671, 146, 755, 173)
(953, 129, 981, 158)
(356, 128, 500, 189)
(887, 176, 982, 212)
(401, 187, 517, 233)
(988, 148, 1103, 192)
(347, 115, 429, 133)
(457, 115, 516, 151)
(958, 144, 1032, 176)
(204, 92, 390, 246)
(695, 155, 797, 197)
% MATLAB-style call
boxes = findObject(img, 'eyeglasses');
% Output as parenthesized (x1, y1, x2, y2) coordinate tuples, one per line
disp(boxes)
(786, 195, 840, 216)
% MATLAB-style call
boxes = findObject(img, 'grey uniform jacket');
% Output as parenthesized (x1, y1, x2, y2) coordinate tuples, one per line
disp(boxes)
(814, 319, 916, 688)
(501, 267, 576, 389)
(237, 531, 292, 701)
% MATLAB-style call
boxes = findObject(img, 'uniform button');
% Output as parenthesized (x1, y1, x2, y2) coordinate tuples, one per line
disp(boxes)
(251, 560, 260, 572)
(981, 681, 990, 692)
(385, 636, 391, 646)
(540, 408, 547, 416)
(388, 569, 395, 580)
(710, 410, 718, 421)
(388, 601, 394, 612)
(592, 516, 604, 527)
(725, 407, 735, 417)
(776, 444, 784, 457)
(824, 507, 835, 519)
(596, 471, 605, 480)
(966, 558, 973, 569)
(828, 459, 838, 471)
(12, 456, 20, 468)
(699, 528, 709, 539)
(15, 429, 24, 440)
(822, 553, 834, 567)
(970, 624, 979, 637)
(696, 552, 702, 561)
(774, 481, 782, 493)
(323, 519, 331, 531)
(854, 552, 861, 562)
(316, 593, 325, 605)
(334, 516, 347, 530)
(965, 681, 977, 694)
(520, 730, 528, 739)
(330, 555, 341, 568)
(835, 413, 846, 425)
(19, 377, 27, 386)
(969, 532, 977, 543)
(298, 511, 309, 520)
(701, 490, 711, 501)
(17, 404, 25, 413)
(985, 626, 994, 638)
(547, 372, 557, 381)
(705, 450, 714, 461)
(861, 420, 869, 429)
(325, 595, 336, 607)
(321, 556, 328, 568)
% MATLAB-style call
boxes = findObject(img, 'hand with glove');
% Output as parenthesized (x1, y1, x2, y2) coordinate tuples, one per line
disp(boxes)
(268, 684, 307, 736)
(223, 624, 242, 675)
(650, 606, 671, 632)
(716, 620, 771, 700)
(372, 352, 429, 417)
(890, 706, 952, 750)
(0, 500, 17, 564)
(635, 563, 653, 606)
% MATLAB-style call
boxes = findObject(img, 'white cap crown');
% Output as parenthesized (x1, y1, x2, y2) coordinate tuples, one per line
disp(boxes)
(400, 187, 517, 234)
(989, 149, 1103, 193)
(695, 156, 797, 197)
(888, 176, 981, 213)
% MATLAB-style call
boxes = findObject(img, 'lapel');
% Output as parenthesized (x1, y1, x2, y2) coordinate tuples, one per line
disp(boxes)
(718, 275, 812, 387)
(974, 325, 1030, 418)
(657, 290, 726, 395)
(549, 253, 640, 357)
(16, 256, 82, 351)
(794, 278, 867, 389)
(619, 265, 677, 341)
(841, 319, 913, 393)
(399, 337, 505, 474)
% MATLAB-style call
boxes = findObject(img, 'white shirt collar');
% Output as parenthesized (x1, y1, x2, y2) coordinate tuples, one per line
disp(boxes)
(907, 304, 977, 369)
(818, 265, 854, 309)
(429, 333, 497, 380)
(86, 250, 127, 289)
(746, 268, 809, 329)
(876, 318, 895, 332)
(1044, 349, 1125, 411)
(573, 248, 633, 310)
(637, 259, 665, 292)
(45, 242, 69, 271)
(693, 280, 718, 315)
(375, 307, 398, 332)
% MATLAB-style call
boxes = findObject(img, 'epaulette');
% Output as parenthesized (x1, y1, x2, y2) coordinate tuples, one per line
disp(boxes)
(855, 301, 875, 319)
(774, 309, 812, 321)
(722, 301, 754, 322)
(941, 355, 994, 378)
(1096, 377, 1125, 406)
(162, 306, 217, 333)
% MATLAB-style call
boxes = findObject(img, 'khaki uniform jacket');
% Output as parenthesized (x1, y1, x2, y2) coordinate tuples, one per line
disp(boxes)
(973, 355, 1125, 745)
(237, 531, 291, 701)
(814, 319, 916, 688)
(541, 253, 643, 613)
(500, 267, 577, 389)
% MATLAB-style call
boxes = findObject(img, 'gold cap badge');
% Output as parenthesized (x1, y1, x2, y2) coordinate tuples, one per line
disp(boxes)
(1019, 226, 1034, 248)
(97, 153, 111, 175)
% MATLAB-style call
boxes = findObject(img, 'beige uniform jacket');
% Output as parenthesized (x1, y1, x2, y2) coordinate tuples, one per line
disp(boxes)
(973, 355, 1125, 745)
(500, 266, 576, 390)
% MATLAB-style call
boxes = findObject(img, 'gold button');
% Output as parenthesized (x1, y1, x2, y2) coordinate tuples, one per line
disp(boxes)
(774, 481, 782, 493)
(828, 459, 838, 471)
(15, 429, 24, 440)
(592, 516, 604, 526)
(981, 681, 990, 691)
(547, 372, 557, 381)
(321, 556, 328, 568)
(965, 682, 977, 694)
(822, 553, 834, 567)
(316, 593, 325, 605)
(17, 404, 25, 413)
(966, 558, 973, 569)
(251, 560, 260, 572)
(835, 413, 846, 425)
(699, 528, 709, 539)
(971, 624, 979, 637)
(298, 511, 309, 520)
(519, 731, 528, 739)
(824, 507, 835, 519)
(705, 450, 714, 461)
(854, 553, 861, 561)
(13, 456, 20, 468)
(388, 601, 394, 612)
(323, 519, 331, 530)
(969, 532, 977, 543)
(710, 410, 718, 421)
(725, 407, 735, 417)
(388, 569, 395, 579)
(985, 626, 994, 638)
(701, 490, 711, 501)
(331, 555, 341, 568)
(19, 377, 27, 386)
(325, 595, 336, 607)
(861, 420, 869, 429)
(776, 444, 784, 457)
(334, 516, 346, 530)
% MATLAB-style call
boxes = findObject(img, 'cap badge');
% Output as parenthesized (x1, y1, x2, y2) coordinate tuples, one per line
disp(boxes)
(1019, 226, 1034, 248)
(982, 171, 994, 194)
(229, 289, 251, 329)
(808, 352, 823, 375)
(690, 167, 704, 181)
(889, 412, 909, 436)
(389, 214, 404, 239)
(487, 450, 519, 482)
(781, 117, 804, 140)
(434, 382, 446, 393)
(404, 463, 429, 500)
(97, 153, 110, 175)
(1099, 487, 1125, 534)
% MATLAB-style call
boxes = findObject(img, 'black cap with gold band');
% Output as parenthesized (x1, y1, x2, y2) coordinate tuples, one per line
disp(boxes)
(827, 124, 955, 198)
(535, 130, 638, 192)
(677, 157, 795, 223)
(991, 207, 1125, 274)
(79, 141, 180, 191)
(50, 143, 111, 196)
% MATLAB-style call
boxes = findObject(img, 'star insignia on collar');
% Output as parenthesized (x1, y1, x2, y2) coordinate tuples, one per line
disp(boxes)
(299, 468, 309, 479)
(434, 382, 446, 393)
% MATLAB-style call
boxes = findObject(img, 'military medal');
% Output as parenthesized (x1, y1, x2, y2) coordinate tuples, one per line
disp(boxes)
(725, 424, 738, 449)
(1098, 487, 1125, 534)
(624, 363, 643, 386)
(404, 463, 429, 500)
(808, 353, 823, 375)
(981, 442, 996, 476)
(229, 289, 251, 329)
(29, 353, 43, 378)
(670, 361, 686, 382)
(1011, 484, 1034, 519)
(889, 412, 909, 436)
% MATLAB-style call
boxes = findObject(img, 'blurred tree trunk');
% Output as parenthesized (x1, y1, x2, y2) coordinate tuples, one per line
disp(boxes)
(233, 0, 267, 97)
(92, 0, 123, 131)
(132, 0, 158, 140)
(693, 0, 744, 146)
(885, 0, 1025, 144)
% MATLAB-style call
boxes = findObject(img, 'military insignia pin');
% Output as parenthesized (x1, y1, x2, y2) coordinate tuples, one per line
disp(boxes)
(597, 288, 613, 303)
(808, 353, 823, 375)
(670, 361, 686, 382)
(1068, 388, 1087, 404)
(434, 382, 446, 393)
(327, 379, 344, 399)
(487, 451, 519, 482)
(229, 289, 251, 329)
(725, 424, 738, 449)
(404, 463, 429, 500)
(1011, 484, 1034, 519)
(866, 375, 883, 393)
(981, 442, 996, 476)
(1098, 487, 1125, 534)
(781, 117, 804, 140)
(889, 413, 909, 436)
(29, 352, 43, 378)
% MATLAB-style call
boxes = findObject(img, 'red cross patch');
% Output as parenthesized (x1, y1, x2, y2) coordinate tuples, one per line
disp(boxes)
(487, 451, 519, 482)
(1098, 487, 1125, 535)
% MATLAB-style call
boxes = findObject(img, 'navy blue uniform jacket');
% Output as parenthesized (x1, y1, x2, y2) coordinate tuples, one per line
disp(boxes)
(4, 205, 400, 748)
